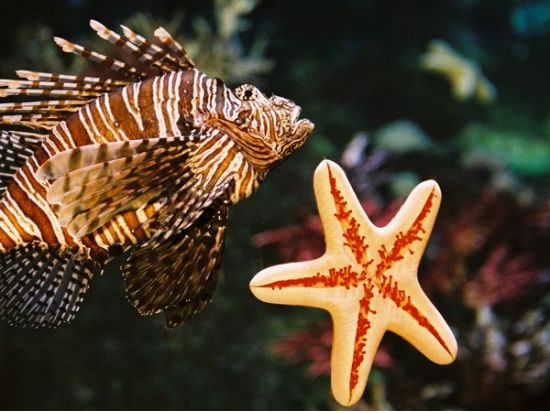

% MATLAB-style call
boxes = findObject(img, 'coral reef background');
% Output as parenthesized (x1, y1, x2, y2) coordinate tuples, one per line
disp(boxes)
(0, 0, 548, 409)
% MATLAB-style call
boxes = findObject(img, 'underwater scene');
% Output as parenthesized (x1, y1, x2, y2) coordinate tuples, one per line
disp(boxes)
(0, 0, 548, 410)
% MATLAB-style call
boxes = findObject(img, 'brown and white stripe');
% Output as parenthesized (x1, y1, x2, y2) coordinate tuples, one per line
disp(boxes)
(0, 19, 313, 328)
(0, 67, 255, 252)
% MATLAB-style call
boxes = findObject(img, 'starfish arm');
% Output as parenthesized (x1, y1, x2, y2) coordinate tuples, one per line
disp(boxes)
(330, 288, 385, 406)
(386, 280, 457, 364)
(314, 160, 377, 265)
(250, 258, 357, 310)
(313, 160, 352, 254)
(380, 179, 441, 257)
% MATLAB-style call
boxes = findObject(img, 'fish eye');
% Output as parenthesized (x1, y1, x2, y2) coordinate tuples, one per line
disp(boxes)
(235, 84, 258, 101)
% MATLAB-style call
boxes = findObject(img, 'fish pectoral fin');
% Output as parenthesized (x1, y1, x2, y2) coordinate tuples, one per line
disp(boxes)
(0, 130, 44, 196)
(0, 242, 101, 328)
(36, 136, 198, 239)
(122, 196, 229, 327)
(36, 136, 195, 182)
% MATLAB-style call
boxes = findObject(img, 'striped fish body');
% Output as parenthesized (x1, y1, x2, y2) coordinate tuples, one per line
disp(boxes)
(0, 21, 314, 328)
(1, 71, 237, 255)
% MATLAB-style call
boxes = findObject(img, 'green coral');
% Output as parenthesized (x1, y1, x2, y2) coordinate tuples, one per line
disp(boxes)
(458, 124, 550, 176)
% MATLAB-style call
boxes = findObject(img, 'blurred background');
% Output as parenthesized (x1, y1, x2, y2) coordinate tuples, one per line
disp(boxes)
(0, 0, 549, 409)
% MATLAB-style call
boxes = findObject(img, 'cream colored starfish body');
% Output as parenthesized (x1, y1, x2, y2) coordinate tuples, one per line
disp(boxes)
(250, 160, 457, 406)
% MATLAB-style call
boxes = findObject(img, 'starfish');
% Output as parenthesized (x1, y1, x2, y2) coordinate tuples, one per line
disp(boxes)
(249, 160, 457, 406)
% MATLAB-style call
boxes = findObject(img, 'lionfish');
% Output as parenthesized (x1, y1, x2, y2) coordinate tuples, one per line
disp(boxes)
(0, 20, 314, 329)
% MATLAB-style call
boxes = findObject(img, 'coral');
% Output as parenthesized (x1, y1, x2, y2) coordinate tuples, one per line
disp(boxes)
(0, 1, 271, 85)
(458, 123, 550, 177)
(420, 39, 497, 104)
(373, 120, 432, 155)
(463, 245, 540, 308)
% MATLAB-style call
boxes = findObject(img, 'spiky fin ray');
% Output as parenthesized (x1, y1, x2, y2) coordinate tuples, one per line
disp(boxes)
(0, 131, 44, 194)
(0, 100, 86, 114)
(90, 20, 174, 74)
(0, 88, 104, 101)
(120, 25, 185, 71)
(16, 70, 130, 87)
(123, 196, 228, 324)
(1, 22, 192, 134)
(0, 72, 125, 131)
(154, 27, 196, 69)
(54, 36, 147, 80)
(0, 242, 99, 328)
(0, 114, 63, 131)
(0, 79, 115, 93)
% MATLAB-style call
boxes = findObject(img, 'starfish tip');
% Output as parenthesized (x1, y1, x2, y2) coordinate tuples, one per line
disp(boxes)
(249, 268, 268, 288)
(440, 333, 459, 364)
(420, 321, 458, 365)
(433, 349, 458, 366)
(248, 266, 286, 303)
(417, 179, 441, 195)
(314, 159, 341, 177)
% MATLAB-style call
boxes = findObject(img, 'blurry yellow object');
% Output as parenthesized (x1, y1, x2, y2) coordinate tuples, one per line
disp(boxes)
(420, 39, 497, 103)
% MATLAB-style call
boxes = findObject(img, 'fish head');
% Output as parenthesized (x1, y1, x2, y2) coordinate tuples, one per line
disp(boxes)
(233, 84, 314, 159)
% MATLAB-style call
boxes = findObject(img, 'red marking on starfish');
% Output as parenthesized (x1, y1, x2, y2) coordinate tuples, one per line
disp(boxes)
(349, 280, 376, 400)
(374, 189, 436, 281)
(251, 163, 455, 406)
(402, 298, 453, 356)
(262, 265, 366, 290)
(331, 175, 452, 366)
(371, 189, 452, 356)
(327, 165, 371, 269)
(376, 275, 452, 355)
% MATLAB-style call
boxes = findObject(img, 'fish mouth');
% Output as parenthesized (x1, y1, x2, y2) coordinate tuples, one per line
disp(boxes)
(291, 106, 302, 124)
(293, 118, 315, 137)
(290, 106, 315, 135)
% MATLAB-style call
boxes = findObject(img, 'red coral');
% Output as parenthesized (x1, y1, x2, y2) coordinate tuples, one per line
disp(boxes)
(251, 214, 324, 262)
(464, 245, 540, 308)
(422, 191, 548, 300)
(251, 199, 402, 264)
